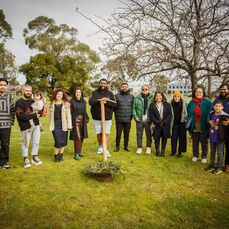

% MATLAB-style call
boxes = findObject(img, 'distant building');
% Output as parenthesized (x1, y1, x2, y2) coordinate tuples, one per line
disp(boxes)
(167, 81, 192, 96)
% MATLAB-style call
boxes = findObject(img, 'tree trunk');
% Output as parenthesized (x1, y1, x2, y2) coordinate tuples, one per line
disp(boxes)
(207, 75, 212, 99)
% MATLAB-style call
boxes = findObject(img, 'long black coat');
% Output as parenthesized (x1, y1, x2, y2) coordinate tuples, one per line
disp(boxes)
(69, 99, 89, 140)
(148, 102, 172, 139)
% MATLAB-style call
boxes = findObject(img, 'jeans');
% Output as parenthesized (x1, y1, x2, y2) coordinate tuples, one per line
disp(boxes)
(21, 126, 40, 157)
(192, 132, 208, 158)
(115, 122, 131, 148)
(0, 128, 11, 165)
(136, 121, 152, 148)
(210, 141, 224, 169)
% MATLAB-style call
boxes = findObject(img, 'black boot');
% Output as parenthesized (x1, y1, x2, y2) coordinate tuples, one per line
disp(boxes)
(161, 149, 165, 157)
(114, 146, 120, 152)
(156, 148, 161, 157)
(124, 146, 130, 152)
(59, 153, 63, 161)
(54, 154, 59, 162)
(161, 139, 167, 157)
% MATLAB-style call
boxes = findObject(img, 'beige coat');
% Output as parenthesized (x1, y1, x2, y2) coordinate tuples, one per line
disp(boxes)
(49, 102, 72, 131)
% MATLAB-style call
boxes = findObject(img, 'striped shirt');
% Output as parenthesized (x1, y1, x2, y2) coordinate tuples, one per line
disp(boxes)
(0, 93, 15, 128)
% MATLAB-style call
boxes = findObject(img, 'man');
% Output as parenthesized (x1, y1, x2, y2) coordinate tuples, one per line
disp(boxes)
(132, 85, 153, 154)
(211, 83, 229, 172)
(0, 78, 15, 169)
(15, 85, 42, 168)
(89, 79, 116, 157)
(114, 83, 134, 152)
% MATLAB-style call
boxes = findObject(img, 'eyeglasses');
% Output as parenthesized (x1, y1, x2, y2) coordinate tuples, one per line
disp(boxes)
(141, 89, 148, 91)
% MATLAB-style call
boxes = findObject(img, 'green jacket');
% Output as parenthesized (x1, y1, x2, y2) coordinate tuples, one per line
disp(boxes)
(187, 98, 212, 135)
(132, 93, 153, 122)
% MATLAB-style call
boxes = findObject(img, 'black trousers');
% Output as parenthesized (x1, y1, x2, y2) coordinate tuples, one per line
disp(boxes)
(115, 121, 131, 148)
(154, 129, 167, 153)
(225, 139, 229, 166)
(136, 121, 152, 148)
(0, 128, 11, 166)
(171, 123, 187, 155)
(192, 132, 208, 158)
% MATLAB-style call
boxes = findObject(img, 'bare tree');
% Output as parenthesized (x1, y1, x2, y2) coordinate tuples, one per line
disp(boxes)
(77, 0, 229, 95)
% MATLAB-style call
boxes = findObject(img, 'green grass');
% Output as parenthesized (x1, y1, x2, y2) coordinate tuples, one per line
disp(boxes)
(0, 113, 229, 229)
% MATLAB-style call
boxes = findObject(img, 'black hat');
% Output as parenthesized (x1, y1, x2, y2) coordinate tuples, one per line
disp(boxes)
(0, 78, 9, 85)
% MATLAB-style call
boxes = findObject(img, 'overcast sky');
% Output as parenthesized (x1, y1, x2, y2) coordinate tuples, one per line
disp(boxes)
(1, 0, 121, 83)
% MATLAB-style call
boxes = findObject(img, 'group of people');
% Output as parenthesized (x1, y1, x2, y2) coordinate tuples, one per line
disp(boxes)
(0, 77, 228, 175)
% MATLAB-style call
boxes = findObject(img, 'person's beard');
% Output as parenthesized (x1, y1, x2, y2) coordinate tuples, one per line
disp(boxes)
(99, 86, 107, 91)
(121, 89, 128, 94)
(220, 92, 228, 98)
(24, 93, 32, 99)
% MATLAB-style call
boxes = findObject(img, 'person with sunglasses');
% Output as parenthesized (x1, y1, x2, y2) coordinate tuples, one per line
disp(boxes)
(132, 85, 153, 155)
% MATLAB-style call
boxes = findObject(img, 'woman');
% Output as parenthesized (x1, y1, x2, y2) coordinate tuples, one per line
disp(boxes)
(49, 89, 72, 162)
(170, 91, 187, 157)
(149, 91, 172, 156)
(187, 86, 212, 163)
(70, 89, 89, 160)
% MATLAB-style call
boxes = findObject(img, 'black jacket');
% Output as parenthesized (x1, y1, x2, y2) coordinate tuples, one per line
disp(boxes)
(115, 91, 134, 122)
(149, 102, 172, 139)
(69, 98, 89, 140)
(15, 98, 39, 131)
(89, 88, 116, 120)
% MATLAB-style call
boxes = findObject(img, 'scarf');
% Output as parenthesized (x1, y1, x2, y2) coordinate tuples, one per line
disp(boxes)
(193, 97, 204, 122)
(141, 93, 149, 115)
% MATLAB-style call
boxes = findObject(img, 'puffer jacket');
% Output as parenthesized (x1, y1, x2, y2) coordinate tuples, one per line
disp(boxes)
(132, 93, 153, 122)
(115, 91, 134, 122)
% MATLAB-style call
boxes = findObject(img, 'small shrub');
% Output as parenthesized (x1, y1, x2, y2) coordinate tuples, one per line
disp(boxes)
(81, 160, 122, 178)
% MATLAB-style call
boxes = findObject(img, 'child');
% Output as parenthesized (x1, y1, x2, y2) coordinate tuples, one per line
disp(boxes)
(206, 101, 229, 174)
(29, 91, 45, 131)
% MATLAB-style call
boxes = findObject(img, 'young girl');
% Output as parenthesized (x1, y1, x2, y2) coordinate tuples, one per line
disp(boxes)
(207, 101, 229, 174)
(29, 91, 45, 131)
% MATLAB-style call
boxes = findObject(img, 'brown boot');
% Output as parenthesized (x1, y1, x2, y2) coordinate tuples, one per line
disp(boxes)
(225, 165, 229, 173)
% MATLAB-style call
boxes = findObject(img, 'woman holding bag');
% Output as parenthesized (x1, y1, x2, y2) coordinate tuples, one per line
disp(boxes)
(69, 89, 89, 161)
(187, 86, 212, 163)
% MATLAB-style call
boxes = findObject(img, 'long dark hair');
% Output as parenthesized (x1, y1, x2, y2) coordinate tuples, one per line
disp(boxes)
(153, 91, 167, 104)
(50, 88, 68, 103)
(72, 88, 84, 100)
(192, 86, 207, 98)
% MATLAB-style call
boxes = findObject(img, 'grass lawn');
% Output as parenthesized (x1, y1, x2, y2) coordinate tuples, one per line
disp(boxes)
(0, 111, 229, 229)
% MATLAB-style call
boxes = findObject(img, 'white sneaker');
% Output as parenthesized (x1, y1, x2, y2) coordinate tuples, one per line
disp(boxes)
(192, 157, 198, 162)
(24, 158, 31, 168)
(106, 150, 111, 158)
(32, 156, 42, 165)
(136, 148, 142, 154)
(146, 147, 151, 154)
(97, 146, 103, 154)
(201, 158, 207, 164)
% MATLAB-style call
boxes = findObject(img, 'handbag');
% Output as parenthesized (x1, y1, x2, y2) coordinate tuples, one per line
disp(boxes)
(185, 116, 193, 129)
(150, 123, 155, 135)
